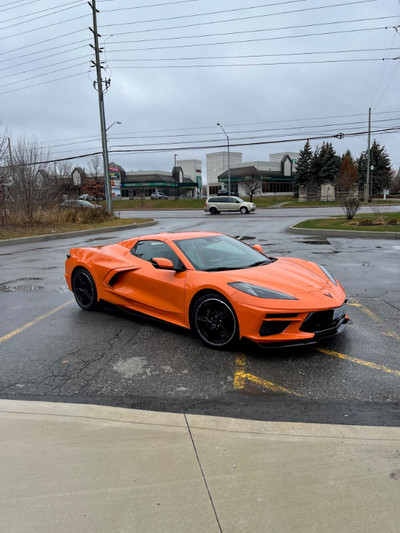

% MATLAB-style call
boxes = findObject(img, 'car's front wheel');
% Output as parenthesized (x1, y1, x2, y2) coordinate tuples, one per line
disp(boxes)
(191, 294, 239, 349)
(72, 268, 98, 311)
(240, 206, 248, 214)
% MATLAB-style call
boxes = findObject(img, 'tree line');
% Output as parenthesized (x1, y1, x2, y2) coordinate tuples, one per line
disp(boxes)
(293, 139, 396, 196)
(0, 130, 104, 225)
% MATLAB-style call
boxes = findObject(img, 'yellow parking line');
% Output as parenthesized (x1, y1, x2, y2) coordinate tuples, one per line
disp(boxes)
(317, 348, 400, 377)
(348, 298, 400, 342)
(246, 373, 304, 396)
(0, 299, 74, 344)
(233, 353, 246, 389)
(233, 353, 303, 396)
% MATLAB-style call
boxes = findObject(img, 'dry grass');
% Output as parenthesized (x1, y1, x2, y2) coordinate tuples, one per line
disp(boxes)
(0, 207, 151, 240)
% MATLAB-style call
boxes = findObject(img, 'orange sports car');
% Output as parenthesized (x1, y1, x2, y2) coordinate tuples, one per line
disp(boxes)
(65, 231, 349, 349)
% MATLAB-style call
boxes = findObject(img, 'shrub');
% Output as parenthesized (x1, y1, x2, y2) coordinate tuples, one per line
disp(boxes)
(387, 218, 399, 225)
(341, 197, 360, 220)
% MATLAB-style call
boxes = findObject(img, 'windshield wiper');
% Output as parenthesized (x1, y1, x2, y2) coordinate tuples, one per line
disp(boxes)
(203, 266, 234, 272)
(248, 260, 272, 268)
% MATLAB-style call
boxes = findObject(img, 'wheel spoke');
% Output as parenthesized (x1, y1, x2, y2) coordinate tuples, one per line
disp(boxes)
(194, 297, 237, 347)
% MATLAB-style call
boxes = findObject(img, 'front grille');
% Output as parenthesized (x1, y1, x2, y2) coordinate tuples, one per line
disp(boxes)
(300, 310, 343, 334)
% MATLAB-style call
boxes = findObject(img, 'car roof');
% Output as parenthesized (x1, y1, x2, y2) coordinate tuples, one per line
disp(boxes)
(208, 195, 240, 199)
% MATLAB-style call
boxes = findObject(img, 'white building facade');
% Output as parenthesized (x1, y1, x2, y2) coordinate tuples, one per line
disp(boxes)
(206, 151, 299, 196)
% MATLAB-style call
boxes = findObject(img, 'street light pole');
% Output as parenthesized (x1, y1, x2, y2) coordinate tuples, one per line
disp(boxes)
(217, 123, 231, 195)
(365, 107, 372, 203)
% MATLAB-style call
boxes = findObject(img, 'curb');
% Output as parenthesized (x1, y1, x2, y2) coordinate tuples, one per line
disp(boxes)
(288, 225, 400, 239)
(0, 220, 157, 247)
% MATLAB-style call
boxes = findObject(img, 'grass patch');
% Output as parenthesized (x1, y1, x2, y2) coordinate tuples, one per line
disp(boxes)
(112, 195, 291, 210)
(0, 207, 153, 240)
(294, 212, 400, 232)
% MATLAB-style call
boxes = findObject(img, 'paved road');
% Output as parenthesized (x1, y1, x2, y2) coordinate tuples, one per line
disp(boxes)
(0, 208, 399, 426)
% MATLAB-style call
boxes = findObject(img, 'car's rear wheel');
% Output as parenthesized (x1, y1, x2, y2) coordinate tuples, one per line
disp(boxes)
(209, 206, 218, 215)
(72, 268, 98, 311)
(191, 294, 239, 349)
(240, 206, 248, 214)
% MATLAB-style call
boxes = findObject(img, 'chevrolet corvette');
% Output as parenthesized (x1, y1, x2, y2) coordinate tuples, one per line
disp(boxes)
(65, 231, 349, 349)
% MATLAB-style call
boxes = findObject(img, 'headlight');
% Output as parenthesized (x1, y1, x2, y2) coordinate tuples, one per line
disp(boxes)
(228, 282, 297, 300)
(318, 264, 337, 285)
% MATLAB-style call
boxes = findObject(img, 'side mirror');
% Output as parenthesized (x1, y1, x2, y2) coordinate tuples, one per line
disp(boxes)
(253, 244, 263, 253)
(151, 257, 175, 270)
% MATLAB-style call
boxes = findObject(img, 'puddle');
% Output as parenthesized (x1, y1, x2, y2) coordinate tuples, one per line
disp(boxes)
(235, 235, 255, 241)
(86, 236, 114, 243)
(302, 240, 330, 245)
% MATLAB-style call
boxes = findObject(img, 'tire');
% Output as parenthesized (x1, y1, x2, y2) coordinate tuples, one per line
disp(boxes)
(209, 206, 218, 215)
(72, 268, 98, 311)
(191, 294, 239, 349)
(240, 206, 248, 214)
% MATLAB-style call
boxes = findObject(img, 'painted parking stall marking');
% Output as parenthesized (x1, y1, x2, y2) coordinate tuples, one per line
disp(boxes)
(0, 300, 74, 345)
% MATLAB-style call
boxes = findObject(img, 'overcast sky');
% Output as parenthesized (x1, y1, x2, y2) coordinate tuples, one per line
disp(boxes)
(1, 0, 399, 180)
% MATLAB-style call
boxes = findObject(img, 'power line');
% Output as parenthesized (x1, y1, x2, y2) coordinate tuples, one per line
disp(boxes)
(108, 57, 394, 69)
(101, 0, 377, 34)
(14, 126, 399, 167)
(0, 0, 39, 13)
(0, 0, 83, 28)
(0, 13, 89, 42)
(0, 55, 89, 79)
(38, 110, 400, 146)
(0, 72, 86, 95)
(102, 0, 201, 11)
(0, 29, 86, 57)
(104, 15, 399, 46)
(105, 47, 400, 63)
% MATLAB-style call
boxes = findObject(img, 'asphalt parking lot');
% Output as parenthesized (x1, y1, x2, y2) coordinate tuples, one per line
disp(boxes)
(0, 207, 399, 426)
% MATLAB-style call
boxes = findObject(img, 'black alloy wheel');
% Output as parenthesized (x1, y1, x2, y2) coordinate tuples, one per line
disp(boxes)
(192, 294, 239, 349)
(72, 268, 98, 311)
(209, 206, 218, 215)
(240, 206, 248, 214)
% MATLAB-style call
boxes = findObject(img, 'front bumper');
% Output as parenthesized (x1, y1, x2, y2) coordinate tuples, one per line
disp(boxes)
(235, 299, 349, 346)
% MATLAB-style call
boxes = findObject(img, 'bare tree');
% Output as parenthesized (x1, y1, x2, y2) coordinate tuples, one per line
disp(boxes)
(242, 179, 262, 202)
(86, 155, 105, 202)
(0, 128, 11, 224)
(8, 136, 51, 221)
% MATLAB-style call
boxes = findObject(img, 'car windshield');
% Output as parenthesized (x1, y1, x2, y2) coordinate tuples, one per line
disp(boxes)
(174, 235, 273, 271)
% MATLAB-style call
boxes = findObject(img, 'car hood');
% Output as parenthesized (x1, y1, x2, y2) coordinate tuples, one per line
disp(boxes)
(225, 258, 332, 296)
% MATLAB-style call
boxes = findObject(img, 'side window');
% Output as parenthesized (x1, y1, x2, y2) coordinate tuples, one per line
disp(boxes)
(130, 240, 183, 269)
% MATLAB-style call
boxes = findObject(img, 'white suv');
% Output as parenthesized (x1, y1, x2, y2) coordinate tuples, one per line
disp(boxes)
(204, 196, 256, 215)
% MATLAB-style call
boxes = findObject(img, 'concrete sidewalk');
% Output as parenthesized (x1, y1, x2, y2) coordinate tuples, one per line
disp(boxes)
(0, 400, 399, 533)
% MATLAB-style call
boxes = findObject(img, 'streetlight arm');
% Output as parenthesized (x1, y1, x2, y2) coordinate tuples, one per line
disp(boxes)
(106, 120, 122, 132)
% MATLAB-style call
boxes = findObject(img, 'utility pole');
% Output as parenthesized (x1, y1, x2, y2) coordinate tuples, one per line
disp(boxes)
(365, 107, 371, 203)
(89, 0, 113, 213)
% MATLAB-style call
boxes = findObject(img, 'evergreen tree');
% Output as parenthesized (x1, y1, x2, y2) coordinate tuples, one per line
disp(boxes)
(318, 142, 340, 184)
(293, 139, 313, 193)
(357, 140, 392, 194)
(309, 145, 321, 185)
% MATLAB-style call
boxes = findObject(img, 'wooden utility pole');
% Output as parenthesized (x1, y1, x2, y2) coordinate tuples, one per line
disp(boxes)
(89, 0, 113, 213)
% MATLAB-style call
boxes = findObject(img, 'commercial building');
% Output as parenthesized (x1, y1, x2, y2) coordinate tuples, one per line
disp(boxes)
(206, 151, 299, 196)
